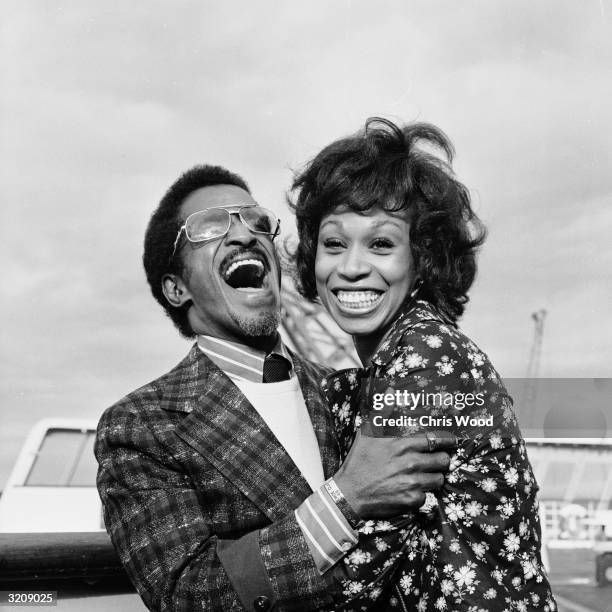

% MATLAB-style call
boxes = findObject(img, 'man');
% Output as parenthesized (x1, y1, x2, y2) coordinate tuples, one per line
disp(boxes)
(95, 165, 453, 611)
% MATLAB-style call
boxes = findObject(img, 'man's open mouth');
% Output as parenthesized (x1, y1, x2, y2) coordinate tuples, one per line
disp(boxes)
(221, 255, 268, 290)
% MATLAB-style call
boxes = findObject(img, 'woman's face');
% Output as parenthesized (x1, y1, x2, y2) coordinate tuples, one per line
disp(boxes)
(315, 206, 415, 342)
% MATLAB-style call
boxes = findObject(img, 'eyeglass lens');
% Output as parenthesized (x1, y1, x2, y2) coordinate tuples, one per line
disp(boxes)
(240, 207, 277, 234)
(185, 208, 230, 242)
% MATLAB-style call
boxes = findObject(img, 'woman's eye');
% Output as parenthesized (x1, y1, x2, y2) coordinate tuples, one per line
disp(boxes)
(322, 238, 345, 249)
(371, 238, 394, 249)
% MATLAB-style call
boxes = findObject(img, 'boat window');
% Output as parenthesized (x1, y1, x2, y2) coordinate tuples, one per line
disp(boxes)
(70, 432, 98, 486)
(571, 461, 610, 503)
(25, 428, 97, 486)
(538, 460, 576, 499)
(527, 443, 612, 506)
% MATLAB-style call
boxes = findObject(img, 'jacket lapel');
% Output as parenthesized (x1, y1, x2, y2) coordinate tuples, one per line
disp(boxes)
(171, 346, 314, 522)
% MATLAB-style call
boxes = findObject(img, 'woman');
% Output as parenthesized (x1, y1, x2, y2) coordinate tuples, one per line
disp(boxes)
(290, 118, 555, 611)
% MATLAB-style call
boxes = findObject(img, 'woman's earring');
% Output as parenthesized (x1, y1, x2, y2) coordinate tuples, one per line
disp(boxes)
(409, 279, 423, 299)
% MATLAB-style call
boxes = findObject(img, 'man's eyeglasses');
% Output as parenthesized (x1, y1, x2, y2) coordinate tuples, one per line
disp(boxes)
(170, 205, 281, 260)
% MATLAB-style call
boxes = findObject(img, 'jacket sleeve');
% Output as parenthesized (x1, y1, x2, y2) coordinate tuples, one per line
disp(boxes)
(95, 401, 341, 612)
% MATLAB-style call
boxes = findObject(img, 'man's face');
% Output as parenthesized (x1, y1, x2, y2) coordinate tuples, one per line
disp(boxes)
(168, 184, 281, 343)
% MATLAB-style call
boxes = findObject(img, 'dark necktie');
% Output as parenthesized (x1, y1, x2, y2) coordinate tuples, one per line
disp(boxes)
(263, 354, 291, 383)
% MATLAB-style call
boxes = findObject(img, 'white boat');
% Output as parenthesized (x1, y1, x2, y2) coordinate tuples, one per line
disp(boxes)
(0, 418, 103, 533)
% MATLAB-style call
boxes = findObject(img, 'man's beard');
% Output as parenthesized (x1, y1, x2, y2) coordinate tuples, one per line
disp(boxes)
(230, 309, 280, 337)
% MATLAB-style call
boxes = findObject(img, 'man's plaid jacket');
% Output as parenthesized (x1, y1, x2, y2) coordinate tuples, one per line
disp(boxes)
(95, 344, 349, 611)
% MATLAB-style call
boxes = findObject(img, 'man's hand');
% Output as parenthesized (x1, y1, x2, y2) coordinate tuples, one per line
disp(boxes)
(333, 430, 456, 519)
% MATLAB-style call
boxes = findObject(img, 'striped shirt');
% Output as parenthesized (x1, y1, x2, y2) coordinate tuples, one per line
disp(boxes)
(295, 480, 359, 572)
(197, 333, 358, 573)
(197, 334, 293, 382)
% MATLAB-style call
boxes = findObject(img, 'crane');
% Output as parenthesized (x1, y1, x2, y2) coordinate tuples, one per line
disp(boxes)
(522, 309, 547, 424)
(526, 309, 547, 381)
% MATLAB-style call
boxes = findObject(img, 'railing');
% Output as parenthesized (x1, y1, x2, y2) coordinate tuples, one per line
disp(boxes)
(0, 532, 130, 587)
(540, 500, 612, 547)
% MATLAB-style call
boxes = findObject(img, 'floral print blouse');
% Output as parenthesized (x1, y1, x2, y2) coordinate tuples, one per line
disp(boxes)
(322, 300, 556, 611)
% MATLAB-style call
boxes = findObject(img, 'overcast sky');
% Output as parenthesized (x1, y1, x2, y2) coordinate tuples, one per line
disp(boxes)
(1, 0, 611, 489)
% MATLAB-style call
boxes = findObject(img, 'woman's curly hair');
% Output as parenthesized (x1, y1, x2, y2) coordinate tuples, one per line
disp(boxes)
(288, 117, 486, 322)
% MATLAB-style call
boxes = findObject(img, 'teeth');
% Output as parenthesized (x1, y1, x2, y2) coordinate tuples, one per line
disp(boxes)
(224, 259, 264, 278)
(336, 290, 383, 309)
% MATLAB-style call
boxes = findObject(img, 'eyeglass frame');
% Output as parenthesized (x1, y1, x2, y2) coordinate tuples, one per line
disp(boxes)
(169, 204, 281, 261)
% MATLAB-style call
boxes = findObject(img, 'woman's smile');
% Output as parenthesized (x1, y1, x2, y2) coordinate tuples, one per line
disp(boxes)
(333, 289, 384, 313)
